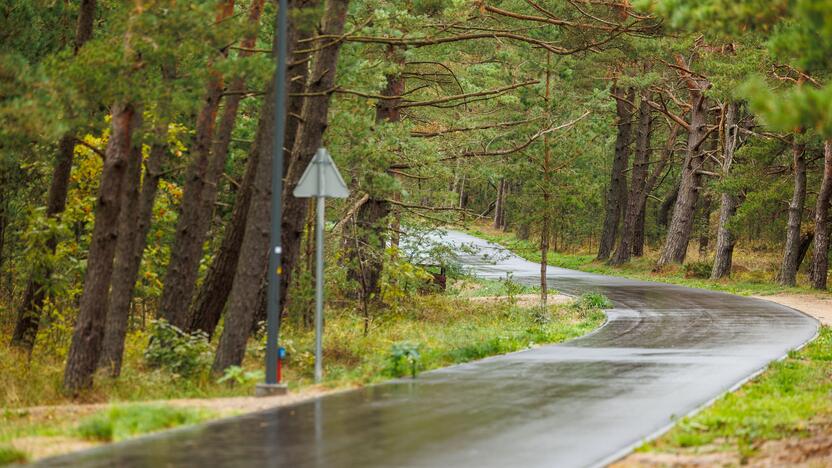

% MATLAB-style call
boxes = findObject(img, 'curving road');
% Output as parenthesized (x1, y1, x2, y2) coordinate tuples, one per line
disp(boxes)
(39, 230, 819, 467)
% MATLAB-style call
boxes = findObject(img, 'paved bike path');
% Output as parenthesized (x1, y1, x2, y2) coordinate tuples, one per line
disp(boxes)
(40, 230, 819, 467)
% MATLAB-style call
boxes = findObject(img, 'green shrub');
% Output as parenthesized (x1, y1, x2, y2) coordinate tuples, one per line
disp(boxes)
(76, 405, 211, 442)
(0, 445, 27, 466)
(144, 319, 211, 378)
(216, 366, 264, 386)
(387, 342, 421, 378)
(573, 292, 611, 310)
(684, 261, 713, 279)
(501, 273, 524, 305)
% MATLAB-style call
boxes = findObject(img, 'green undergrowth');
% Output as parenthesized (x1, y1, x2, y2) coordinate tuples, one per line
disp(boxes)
(466, 226, 827, 298)
(0, 446, 27, 466)
(0, 404, 214, 466)
(1, 278, 606, 463)
(447, 276, 540, 298)
(74, 404, 214, 442)
(641, 326, 832, 460)
(278, 290, 605, 387)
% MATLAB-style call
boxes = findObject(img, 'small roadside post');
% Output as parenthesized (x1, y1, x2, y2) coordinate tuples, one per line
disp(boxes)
(293, 147, 349, 383)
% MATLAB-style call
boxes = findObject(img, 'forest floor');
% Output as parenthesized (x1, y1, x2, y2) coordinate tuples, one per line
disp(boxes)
(0, 277, 599, 465)
(466, 223, 832, 467)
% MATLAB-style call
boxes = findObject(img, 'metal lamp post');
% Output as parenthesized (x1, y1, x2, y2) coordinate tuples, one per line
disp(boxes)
(256, 0, 289, 397)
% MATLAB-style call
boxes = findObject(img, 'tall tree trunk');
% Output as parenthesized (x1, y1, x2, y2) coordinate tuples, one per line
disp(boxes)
(656, 93, 708, 266)
(711, 103, 741, 279)
(158, 0, 236, 330)
(597, 86, 635, 260)
(10, 137, 75, 350)
(697, 195, 712, 259)
(74, 0, 97, 54)
(540, 52, 552, 306)
(632, 202, 646, 256)
(188, 133, 259, 338)
(796, 231, 814, 272)
(493, 179, 505, 229)
(610, 91, 652, 265)
(10, 0, 97, 352)
(0, 184, 6, 276)
(810, 140, 832, 289)
(347, 199, 390, 305)
(64, 103, 137, 394)
(98, 125, 168, 375)
(346, 54, 402, 297)
(189, 1, 309, 338)
(212, 77, 276, 374)
(276, 0, 350, 351)
(214, 0, 347, 372)
(658, 184, 678, 227)
(778, 138, 807, 286)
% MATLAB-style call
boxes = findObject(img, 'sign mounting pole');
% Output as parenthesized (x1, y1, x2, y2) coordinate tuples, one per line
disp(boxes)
(294, 148, 350, 383)
(314, 159, 325, 382)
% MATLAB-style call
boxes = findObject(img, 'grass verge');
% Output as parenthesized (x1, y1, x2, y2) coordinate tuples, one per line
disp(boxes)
(628, 327, 832, 465)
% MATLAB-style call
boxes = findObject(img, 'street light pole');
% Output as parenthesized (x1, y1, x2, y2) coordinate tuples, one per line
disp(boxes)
(262, 0, 288, 392)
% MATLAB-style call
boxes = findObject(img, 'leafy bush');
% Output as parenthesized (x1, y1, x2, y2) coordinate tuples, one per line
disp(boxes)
(216, 366, 264, 386)
(573, 292, 611, 310)
(144, 319, 211, 378)
(387, 342, 421, 378)
(684, 261, 713, 279)
(0, 445, 27, 465)
(76, 405, 211, 442)
(501, 273, 524, 305)
(381, 250, 435, 307)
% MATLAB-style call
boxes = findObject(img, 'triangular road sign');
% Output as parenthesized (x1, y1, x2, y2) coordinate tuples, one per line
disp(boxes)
(293, 147, 350, 198)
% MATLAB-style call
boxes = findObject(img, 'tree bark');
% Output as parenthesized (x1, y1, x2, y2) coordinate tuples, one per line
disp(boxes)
(657, 74, 708, 267)
(777, 138, 807, 286)
(658, 184, 678, 227)
(74, 0, 97, 54)
(64, 102, 137, 394)
(158, 0, 236, 330)
(189, 1, 309, 338)
(214, 0, 347, 372)
(796, 231, 814, 272)
(211, 108, 275, 371)
(810, 140, 832, 289)
(10, 0, 97, 352)
(10, 136, 76, 350)
(188, 134, 259, 338)
(345, 54, 402, 297)
(212, 79, 276, 372)
(697, 195, 712, 259)
(632, 201, 646, 256)
(347, 199, 390, 304)
(276, 0, 350, 348)
(540, 52, 552, 306)
(597, 86, 634, 260)
(493, 178, 505, 229)
(711, 103, 741, 279)
(0, 184, 6, 276)
(610, 91, 651, 265)
(98, 125, 167, 375)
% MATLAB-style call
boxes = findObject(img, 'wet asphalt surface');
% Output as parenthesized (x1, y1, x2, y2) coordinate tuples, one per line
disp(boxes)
(38, 230, 819, 468)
